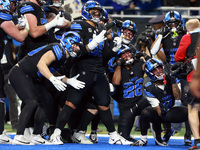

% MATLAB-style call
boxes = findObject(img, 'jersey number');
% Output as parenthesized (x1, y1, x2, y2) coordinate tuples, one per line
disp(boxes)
(123, 78, 143, 98)
(88, 39, 104, 57)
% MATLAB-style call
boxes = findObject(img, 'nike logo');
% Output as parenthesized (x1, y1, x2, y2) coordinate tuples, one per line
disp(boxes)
(73, 137, 81, 143)
(34, 140, 45, 144)
(0, 139, 9, 143)
(15, 139, 30, 144)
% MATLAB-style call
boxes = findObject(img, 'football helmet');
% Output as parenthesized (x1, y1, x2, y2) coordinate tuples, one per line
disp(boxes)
(164, 11, 182, 30)
(0, 0, 10, 10)
(60, 31, 81, 57)
(145, 58, 164, 81)
(121, 20, 137, 44)
(81, 0, 103, 23)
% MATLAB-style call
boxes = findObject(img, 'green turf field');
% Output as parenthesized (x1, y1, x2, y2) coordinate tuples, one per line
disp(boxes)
(4, 122, 187, 137)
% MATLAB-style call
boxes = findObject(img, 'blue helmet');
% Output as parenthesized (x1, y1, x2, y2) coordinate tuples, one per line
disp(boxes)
(81, 0, 103, 23)
(0, 0, 10, 10)
(164, 11, 182, 28)
(145, 58, 164, 81)
(122, 20, 137, 34)
(60, 31, 81, 58)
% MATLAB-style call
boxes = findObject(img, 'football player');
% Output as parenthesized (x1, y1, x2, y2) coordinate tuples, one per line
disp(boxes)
(9, 31, 84, 145)
(0, 0, 29, 144)
(49, 0, 133, 145)
(112, 48, 150, 142)
(150, 11, 192, 145)
(131, 58, 189, 146)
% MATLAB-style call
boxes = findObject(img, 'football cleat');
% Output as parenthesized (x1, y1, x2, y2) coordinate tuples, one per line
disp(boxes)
(184, 132, 192, 146)
(162, 127, 175, 142)
(0, 131, 13, 144)
(108, 133, 133, 145)
(89, 131, 98, 143)
(72, 131, 93, 144)
(13, 135, 34, 145)
(130, 139, 147, 146)
(30, 134, 53, 145)
(188, 144, 200, 150)
(24, 127, 33, 141)
(49, 129, 63, 145)
(155, 138, 168, 146)
(150, 123, 168, 146)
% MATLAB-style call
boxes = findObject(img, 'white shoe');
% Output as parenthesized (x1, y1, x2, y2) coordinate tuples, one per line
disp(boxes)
(72, 131, 93, 144)
(0, 131, 13, 144)
(30, 134, 53, 145)
(109, 133, 133, 145)
(24, 127, 33, 141)
(49, 128, 63, 145)
(13, 135, 34, 145)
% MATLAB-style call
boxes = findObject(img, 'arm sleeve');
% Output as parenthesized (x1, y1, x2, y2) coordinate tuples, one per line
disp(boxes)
(175, 34, 191, 62)
(146, 97, 160, 107)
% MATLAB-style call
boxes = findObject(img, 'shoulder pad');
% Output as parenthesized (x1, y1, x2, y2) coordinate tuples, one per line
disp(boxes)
(0, 9, 12, 21)
(19, 2, 34, 14)
(52, 44, 64, 61)
(71, 22, 82, 31)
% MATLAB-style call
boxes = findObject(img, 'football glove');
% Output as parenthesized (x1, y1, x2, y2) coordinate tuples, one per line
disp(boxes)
(67, 74, 85, 90)
(45, 13, 64, 31)
(114, 19, 123, 28)
(112, 36, 122, 52)
(88, 30, 107, 50)
(49, 75, 67, 91)
(57, 11, 65, 26)
(18, 15, 29, 30)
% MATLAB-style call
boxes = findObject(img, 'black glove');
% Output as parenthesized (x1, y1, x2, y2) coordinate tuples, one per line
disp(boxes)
(114, 19, 123, 28)
(157, 27, 170, 37)
(165, 63, 176, 84)
(116, 58, 125, 66)
(138, 36, 151, 47)
(135, 52, 145, 60)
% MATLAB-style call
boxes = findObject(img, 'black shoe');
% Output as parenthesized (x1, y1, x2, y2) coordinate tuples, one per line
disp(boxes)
(89, 131, 98, 143)
(130, 139, 147, 146)
(155, 138, 168, 146)
(188, 145, 200, 150)
(162, 128, 175, 142)
(184, 132, 192, 146)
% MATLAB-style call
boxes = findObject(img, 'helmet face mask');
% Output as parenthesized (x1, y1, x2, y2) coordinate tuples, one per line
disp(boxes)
(81, 0, 103, 23)
(145, 58, 165, 81)
(119, 48, 135, 65)
(60, 31, 81, 58)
